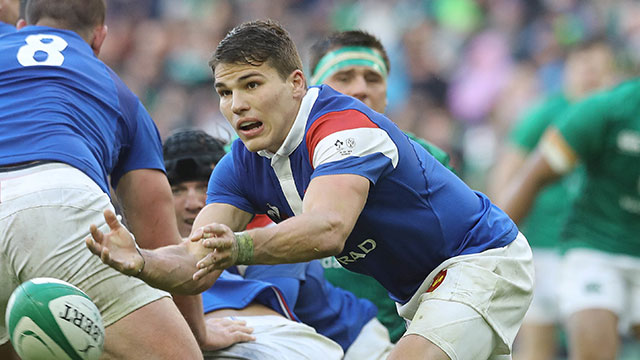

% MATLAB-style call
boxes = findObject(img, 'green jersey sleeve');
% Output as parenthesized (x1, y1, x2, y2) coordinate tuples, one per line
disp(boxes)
(509, 94, 569, 152)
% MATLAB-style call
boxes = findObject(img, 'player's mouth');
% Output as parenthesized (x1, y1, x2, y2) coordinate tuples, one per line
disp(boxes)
(237, 119, 264, 138)
(185, 218, 195, 226)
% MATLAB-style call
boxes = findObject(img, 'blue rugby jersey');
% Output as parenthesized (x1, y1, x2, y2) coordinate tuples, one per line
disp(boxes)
(0, 21, 15, 35)
(0, 26, 164, 194)
(202, 261, 378, 352)
(207, 85, 518, 304)
(243, 261, 377, 351)
(201, 269, 298, 321)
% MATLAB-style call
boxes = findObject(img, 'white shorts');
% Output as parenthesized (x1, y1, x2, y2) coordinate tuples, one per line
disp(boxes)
(0, 162, 169, 345)
(523, 248, 561, 324)
(398, 232, 534, 359)
(344, 317, 393, 360)
(559, 248, 640, 329)
(203, 315, 344, 360)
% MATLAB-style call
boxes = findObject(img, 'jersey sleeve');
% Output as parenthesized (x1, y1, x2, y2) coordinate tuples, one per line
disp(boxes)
(110, 102, 165, 189)
(509, 95, 566, 152)
(305, 109, 398, 184)
(552, 91, 610, 161)
(206, 151, 255, 213)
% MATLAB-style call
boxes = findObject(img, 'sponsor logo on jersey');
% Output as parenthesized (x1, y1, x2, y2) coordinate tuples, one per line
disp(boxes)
(336, 239, 376, 265)
(265, 203, 289, 223)
(426, 269, 447, 293)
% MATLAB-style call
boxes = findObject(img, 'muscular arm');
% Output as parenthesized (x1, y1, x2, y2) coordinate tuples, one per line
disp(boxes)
(499, 128, 577, 224)
(113, 169, 218, 345)
(248, 174, 369, 263)
(192, 173, 370, 274)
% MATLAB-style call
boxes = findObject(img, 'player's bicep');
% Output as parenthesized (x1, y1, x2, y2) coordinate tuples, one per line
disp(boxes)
(115, 168, 182, 248)
(303, 173, 369, 236)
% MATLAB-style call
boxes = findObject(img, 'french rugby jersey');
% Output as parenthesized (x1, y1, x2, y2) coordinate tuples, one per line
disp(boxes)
(208, 85, 518, 303)
(0, 26, 163, 193)
(0, 21, 15, 35)
(201, 261, 377, 351)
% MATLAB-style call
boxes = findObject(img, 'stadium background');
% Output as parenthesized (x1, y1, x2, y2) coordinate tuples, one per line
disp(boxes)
(100, 1, 640, 358)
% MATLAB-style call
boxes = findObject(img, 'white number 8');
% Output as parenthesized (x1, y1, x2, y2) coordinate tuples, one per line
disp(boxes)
(17, 34, 68, 66)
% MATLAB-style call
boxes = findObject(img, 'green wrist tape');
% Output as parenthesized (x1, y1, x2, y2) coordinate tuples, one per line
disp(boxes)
(234, 232, 254, 265)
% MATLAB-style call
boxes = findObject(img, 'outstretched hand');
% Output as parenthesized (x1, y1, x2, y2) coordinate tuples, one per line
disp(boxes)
(85, 209, 144, 276)
(201, 317, 255, 351)
(190, 223, 237, 280)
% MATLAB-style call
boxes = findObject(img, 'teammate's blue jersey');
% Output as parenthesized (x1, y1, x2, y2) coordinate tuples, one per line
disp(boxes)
(201, 261, 377, 351)
(201, 269, 299, 321)
(0, 21, 15, 35)
(0, 26, 164, 194)
(207, 85, 518, 304)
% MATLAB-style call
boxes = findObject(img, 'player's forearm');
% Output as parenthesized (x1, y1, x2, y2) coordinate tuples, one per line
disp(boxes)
(245, 211, 347, 264)
(137, 244, 216, 294)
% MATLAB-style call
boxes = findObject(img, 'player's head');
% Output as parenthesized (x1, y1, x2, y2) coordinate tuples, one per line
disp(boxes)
(163, 128, 226, 237)
(0, 0, 21, 25)
(210, 19, 307, 154)
(564, 36, 617, 100)
(309, 30, 390, 113)
(20, 0, 107, 54)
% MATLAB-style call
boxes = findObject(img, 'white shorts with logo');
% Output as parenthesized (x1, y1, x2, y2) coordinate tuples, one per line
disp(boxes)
(523, 248, 561, 324)
(0, 162, 169, 345)
(398, 232, 534, 360)
(203, 315, 344, 360)
(558, 248, 640, 330)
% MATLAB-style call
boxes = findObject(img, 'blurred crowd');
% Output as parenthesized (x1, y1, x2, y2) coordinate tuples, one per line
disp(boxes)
(101, 0, 638, 191)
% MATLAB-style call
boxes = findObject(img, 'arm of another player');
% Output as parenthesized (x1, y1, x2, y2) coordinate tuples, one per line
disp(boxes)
(88, 169, 219, 294)
(114, 168, 220, 347)
(191, 173, 369, 279)
(499, 127, 578, 224)
(488, 145, 528, 201)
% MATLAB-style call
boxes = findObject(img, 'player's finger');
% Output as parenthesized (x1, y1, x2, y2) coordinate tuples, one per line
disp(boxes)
(103, 209, 121, 231)
(89, 224, 104, 243)
(85, 235, 101, 256)
(231, 331, 256, 343)
(196, 252, 215, 269)
(193, 264, 215, 280)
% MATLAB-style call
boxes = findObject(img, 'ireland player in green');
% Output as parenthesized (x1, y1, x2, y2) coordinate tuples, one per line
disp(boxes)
(501, 76, 640, 360)
(308, 30, 456, 343)
(491, 39, 617, 360)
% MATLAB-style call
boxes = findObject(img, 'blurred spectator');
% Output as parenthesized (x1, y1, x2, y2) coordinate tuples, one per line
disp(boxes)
(101, 0, 638, 189)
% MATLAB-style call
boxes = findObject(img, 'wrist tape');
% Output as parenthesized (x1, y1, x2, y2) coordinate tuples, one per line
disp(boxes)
(233, 231, 254, 265)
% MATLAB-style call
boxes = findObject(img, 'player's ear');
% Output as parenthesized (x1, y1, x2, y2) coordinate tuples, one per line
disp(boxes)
(90, 25, 108, 56)
(290, 69, 306, 97)
(16, 19, 26, 30)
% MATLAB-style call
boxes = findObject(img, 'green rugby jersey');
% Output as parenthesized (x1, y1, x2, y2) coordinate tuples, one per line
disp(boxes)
(510, 94, 582, 248)
(550, 79, 640, 255)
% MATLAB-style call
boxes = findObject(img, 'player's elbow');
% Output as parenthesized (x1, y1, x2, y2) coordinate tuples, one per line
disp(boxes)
(318, 217, 349, 256)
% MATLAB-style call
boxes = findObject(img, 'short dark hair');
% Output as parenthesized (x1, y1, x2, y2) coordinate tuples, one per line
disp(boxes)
(309, 30, 391, 77)
(25, 0, 105, 36)
(209, 19, 303, 81)
(163, 128, 227, 185)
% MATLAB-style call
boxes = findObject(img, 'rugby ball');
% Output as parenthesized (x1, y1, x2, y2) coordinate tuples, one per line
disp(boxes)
(5, 277, 104, 360)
